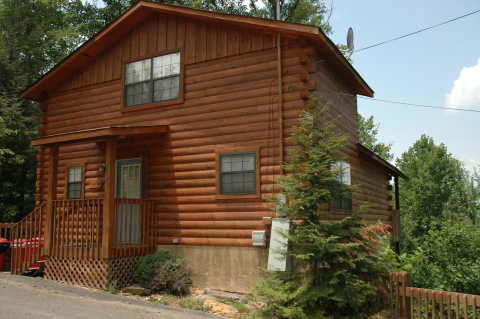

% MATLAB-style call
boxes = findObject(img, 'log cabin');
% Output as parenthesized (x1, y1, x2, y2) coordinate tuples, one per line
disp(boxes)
(3, 1, 406, 292)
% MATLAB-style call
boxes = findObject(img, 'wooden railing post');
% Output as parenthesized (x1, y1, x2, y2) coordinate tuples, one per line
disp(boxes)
(102, 140, 117, 259)
(44, 145, 58, 256)
(402, 272, 411, 319)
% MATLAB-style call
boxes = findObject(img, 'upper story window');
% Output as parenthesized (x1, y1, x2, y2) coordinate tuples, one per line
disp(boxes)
(332, 161, 352, 211)
(124, 52, 181, 107)
(220, 151, 257, 195)
(67, 166, 83, 199)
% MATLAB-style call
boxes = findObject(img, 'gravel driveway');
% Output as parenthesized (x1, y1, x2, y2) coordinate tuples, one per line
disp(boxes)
(0, 272, 223, 319)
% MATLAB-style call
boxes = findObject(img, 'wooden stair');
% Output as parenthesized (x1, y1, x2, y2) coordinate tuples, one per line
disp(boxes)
(0, 203, 47, 274)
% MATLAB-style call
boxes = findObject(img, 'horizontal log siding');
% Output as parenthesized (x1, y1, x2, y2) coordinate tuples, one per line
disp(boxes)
(311, 55, 392, 222)
(356, 154, 392, 223)
(41, 14, 313, 246)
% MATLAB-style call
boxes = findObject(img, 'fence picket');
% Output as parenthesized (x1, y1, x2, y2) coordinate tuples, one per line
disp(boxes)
(389, 273, 480, 319)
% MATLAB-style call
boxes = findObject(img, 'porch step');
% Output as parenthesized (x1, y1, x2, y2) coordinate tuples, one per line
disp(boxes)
(27, 257, 48, 272)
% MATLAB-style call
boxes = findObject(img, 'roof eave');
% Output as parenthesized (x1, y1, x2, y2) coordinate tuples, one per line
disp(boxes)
(357, 143, 407, 180)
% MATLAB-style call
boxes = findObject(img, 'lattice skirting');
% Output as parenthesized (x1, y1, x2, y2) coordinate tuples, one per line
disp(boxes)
(45, 257, 139, 289)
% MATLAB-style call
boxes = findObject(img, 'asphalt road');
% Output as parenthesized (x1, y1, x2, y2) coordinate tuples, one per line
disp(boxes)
(0, 272, 223, 319)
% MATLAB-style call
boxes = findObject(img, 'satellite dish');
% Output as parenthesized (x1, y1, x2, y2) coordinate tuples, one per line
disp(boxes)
(347, 27, 354, 56)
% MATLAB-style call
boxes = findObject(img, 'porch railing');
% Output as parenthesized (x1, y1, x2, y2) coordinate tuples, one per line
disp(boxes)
(112, 198, 156, 258)
(51, 199, 103, 259)
(0, 223, 15, 240)
(9, 203, 47, 274)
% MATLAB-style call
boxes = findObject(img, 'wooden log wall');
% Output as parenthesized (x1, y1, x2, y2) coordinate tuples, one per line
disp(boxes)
(356, 154, 392, 223)
(310, 54, 393, 223)
(37, 12, 392, 247)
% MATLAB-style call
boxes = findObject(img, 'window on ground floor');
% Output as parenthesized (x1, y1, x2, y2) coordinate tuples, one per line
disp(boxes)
(66, 166, 83, 199)
(219, 151, 257, 195)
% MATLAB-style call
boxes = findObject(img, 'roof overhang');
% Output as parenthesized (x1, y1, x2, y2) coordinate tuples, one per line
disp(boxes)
(22, 1, 373, 102)
(357, 143, 407, 180)
(31, 125, 168, 146)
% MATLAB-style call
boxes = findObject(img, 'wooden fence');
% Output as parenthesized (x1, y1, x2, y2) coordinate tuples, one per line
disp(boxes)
(389, 272, 480, 319)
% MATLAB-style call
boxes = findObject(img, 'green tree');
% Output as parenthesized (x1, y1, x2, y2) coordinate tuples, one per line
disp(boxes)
(93, 0, 331, 34)
(254, 103, 393, 318)
(396, 135, 476, 251)
(248, 0, 331, 30)
(357, 114, 393, 161)
(0, 0, 95, 221)
(402, 219, 480, 294)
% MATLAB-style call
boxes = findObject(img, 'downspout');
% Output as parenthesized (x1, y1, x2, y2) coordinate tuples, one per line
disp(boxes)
(277, 33, 284, 175)
(276, 0, 284, 175)
(394, 175, 401, 254)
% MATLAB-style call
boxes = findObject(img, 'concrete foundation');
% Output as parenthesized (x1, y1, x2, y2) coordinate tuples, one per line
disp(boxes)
(157, 245, 267, 293)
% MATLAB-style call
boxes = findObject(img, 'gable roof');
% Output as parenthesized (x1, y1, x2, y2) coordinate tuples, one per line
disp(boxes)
(22, 1, 374, 101)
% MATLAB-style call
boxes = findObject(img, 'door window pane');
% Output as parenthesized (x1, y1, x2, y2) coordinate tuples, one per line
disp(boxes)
(119, 163, 141, 199)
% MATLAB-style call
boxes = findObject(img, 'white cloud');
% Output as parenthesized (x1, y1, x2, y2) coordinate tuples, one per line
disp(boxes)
(463, 159, 480, 174)
(446, 58, 480, 108)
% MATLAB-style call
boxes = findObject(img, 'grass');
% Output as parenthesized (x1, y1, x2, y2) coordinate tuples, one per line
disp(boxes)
(106, 280, 118, 294)
(179, 297, 213, 312)
(147, 295, 172, 306)
(222, 299, 250, 313)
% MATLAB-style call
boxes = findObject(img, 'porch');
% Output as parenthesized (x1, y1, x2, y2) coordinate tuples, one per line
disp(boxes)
(1, 125, 167, 288)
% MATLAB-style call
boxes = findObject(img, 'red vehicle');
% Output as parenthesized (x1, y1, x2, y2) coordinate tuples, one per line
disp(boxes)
(10, 237, 46, 273)
(0, 237, 9, 271)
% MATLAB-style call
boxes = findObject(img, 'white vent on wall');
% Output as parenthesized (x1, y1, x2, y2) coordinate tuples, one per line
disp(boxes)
(252, 231, 266, 246)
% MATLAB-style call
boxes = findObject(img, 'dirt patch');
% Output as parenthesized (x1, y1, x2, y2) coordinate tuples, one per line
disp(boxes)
(121, 288, 256, 318)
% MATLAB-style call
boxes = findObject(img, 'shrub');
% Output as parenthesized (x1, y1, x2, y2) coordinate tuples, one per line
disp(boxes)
(134, 251, 192, 296)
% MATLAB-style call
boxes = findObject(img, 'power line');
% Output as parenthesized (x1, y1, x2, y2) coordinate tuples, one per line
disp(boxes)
(358, 96, 480, 113)
(314, 72, 480, 114)
(354, 8, 480, 53)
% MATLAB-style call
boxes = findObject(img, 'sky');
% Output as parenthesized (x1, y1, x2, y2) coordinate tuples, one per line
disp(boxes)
(327, 0, 480, 170)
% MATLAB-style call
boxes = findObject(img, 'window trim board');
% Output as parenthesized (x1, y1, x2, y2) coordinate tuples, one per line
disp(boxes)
(120, 48, 185, 113)
(215, 146, 261, 200)
(64, 162, 86, 200)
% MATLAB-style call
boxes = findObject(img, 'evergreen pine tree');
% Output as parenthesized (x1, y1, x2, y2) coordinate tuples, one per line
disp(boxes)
(254, 101, 393, 319)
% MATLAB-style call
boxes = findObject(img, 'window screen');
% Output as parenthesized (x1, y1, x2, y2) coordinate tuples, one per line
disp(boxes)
(332, 161, 352, 210)
(125, 52, 180, 107)
(67, 166, 82, 199)
(220, 152, 256, 194)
